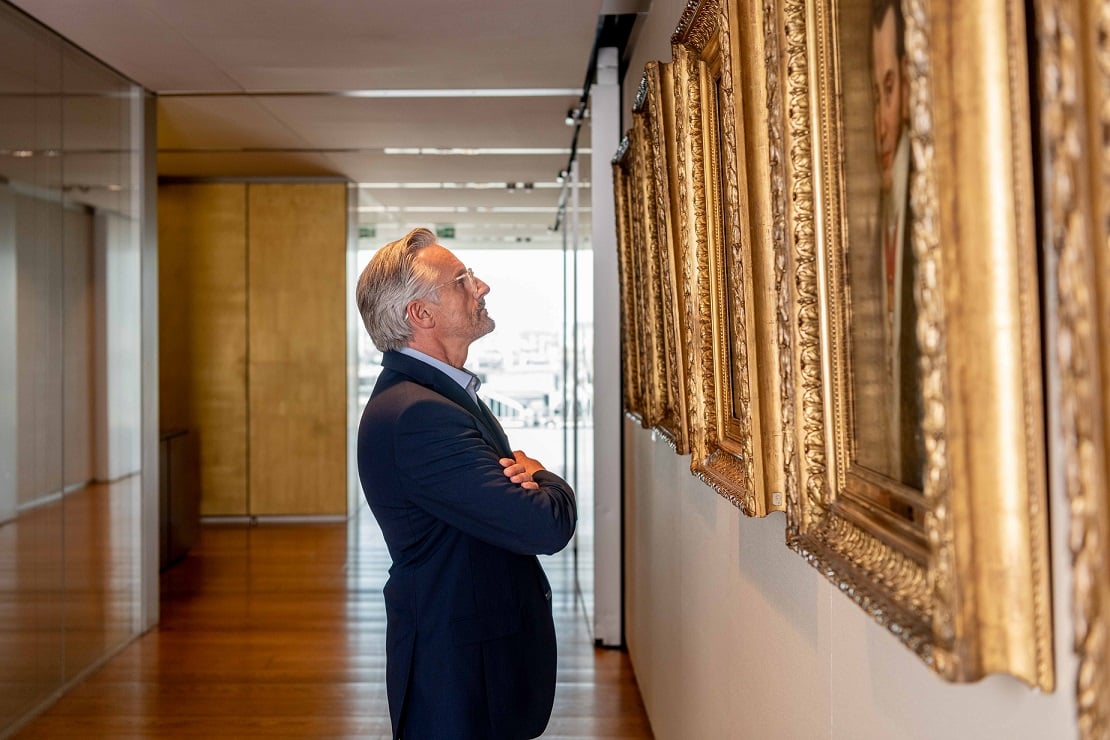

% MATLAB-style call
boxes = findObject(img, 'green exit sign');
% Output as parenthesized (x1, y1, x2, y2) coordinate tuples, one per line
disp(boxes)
(358, 225, 376, 239)
(435, 225, 456, 239)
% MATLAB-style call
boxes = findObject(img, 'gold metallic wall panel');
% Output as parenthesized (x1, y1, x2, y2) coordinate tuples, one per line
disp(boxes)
(247, 184, 347, 516)
(158, 183, 248, 516)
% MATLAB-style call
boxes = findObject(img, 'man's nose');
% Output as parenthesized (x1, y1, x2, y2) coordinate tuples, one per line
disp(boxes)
(475, 277, 490, 297)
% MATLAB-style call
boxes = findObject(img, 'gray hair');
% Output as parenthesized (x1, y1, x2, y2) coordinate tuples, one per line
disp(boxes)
(356, 227, 441, 351)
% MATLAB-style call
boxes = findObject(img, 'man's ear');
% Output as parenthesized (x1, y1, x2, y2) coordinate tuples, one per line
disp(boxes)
(406, 299, 435, 330)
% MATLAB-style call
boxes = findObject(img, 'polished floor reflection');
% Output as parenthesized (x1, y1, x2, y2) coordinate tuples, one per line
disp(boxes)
(1, 479, 139, 734)
(15, 508, 652, 738)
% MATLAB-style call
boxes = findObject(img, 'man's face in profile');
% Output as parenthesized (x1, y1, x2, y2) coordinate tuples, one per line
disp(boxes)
(871, 5, 906, 191)
(421, 244, 495, 347)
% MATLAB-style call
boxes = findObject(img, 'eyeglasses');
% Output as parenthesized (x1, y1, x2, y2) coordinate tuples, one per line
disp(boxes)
(435, 267, 477, 292)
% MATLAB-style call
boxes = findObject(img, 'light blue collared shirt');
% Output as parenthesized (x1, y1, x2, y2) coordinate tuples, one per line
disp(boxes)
(397, 347, 481, 404)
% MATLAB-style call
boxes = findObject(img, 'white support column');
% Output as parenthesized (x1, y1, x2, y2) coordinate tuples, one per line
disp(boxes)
(345, 184, 360, 518)
(590, 46, 622, 647)
(571, 157, 580, 499)
(137, 89, 160, 630)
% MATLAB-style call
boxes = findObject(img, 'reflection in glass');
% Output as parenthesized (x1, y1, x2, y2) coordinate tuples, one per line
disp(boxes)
(0, 4, 144, 733)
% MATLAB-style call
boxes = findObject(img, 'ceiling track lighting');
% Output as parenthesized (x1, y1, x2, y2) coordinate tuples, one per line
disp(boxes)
(564, 102, 589, 127)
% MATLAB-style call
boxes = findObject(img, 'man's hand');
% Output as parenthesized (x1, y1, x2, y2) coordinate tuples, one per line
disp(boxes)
(499, 450, 545, 490)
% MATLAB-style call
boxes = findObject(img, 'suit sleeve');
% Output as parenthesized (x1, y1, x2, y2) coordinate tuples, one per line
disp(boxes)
(393, 399, 577, 555)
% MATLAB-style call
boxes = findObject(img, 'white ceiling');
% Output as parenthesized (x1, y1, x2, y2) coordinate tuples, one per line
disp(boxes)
(8, 0, 645, 245)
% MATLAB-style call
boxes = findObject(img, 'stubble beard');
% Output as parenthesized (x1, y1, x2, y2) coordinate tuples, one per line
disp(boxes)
(476, 306, 495, 339)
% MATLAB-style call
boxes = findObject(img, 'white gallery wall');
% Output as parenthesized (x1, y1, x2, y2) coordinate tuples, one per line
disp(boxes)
(625, 424, 1077, 739)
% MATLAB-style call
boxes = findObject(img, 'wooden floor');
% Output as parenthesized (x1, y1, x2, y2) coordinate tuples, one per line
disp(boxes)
(15, 510, 653, 739)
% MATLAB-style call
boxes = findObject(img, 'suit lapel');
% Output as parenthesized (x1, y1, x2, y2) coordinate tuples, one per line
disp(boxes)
(381, 351, 513, 457)
(474, 396, 512, 457)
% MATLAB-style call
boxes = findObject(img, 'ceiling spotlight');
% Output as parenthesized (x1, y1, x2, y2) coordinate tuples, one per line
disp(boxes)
(564, 102, 589, 127)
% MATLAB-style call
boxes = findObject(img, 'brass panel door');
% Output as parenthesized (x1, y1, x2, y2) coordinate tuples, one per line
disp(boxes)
(247, 183, 347, 516)
(158, 184, 248, 516)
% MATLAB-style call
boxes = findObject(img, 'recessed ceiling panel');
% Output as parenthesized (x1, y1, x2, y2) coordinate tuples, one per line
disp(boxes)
(158, 97, 312, 149)
(357, 187, 571, 210)
(253, 95, 584, 149)
(156, 151, 345, 179)
(140, 0, 601, 91)
(320, 152, 576, 185)
(9, 0, 602, 92)
(8, 0, 244, 91)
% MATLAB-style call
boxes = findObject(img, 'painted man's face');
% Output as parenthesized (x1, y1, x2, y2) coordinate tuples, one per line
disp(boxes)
(871, 5, 907, 191)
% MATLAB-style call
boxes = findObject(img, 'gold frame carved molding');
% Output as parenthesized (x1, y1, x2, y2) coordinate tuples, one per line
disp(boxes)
(624, 101, 663, 431)
(671, 0, 784, 516)
(634, 61, 691, 454)
(1036, 0, 1110, 734)
(775, 0, 1054, 689)
(613, 69, 690, 443)
(612, 135, 644, 424)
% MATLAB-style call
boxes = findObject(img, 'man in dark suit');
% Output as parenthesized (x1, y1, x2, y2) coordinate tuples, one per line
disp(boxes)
(355, 227, 577, 739)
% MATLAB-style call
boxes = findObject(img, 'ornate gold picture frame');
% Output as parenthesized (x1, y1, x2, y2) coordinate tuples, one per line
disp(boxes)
(1035, 0, 1110, 732)
(670, 0, 784, 516)
(612, 135, 645, 423)
(621, 119, 662, 429)
(776, 0, 1054, 688)
(633, 61, 691, 454)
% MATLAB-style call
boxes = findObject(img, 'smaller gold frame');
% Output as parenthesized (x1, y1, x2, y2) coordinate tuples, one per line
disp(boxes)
(620, 118, 663, 429)
(632, 61, 691, 453)
(670, 0, 784, 516)
(612, 135, 644, 422)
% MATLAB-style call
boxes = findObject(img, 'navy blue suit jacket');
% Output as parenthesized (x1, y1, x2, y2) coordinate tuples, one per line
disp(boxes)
(357, 350, 577, 739)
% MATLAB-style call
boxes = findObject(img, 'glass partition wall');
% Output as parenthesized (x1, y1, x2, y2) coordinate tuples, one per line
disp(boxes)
(560, 160, 594, 622)
(0, 4, 145, 734)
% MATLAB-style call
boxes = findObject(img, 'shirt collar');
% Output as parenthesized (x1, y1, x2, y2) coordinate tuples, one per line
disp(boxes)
(397, 347, 481, 401)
